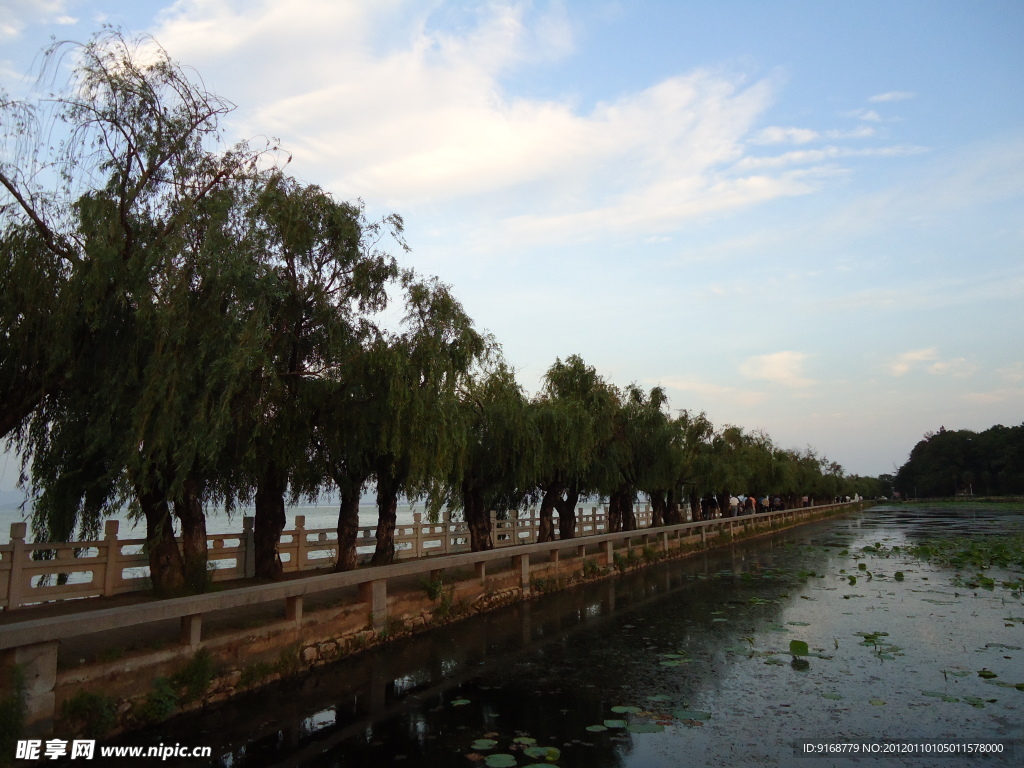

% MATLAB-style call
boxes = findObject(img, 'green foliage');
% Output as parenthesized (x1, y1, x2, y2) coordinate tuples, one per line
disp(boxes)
(60, 690, 116, 737)
(238, 661, 275, 688)
(0, 665, 26, 763)
(582, 558, 601, 578)
(170, 649, 216, 705)
(421, 575, 446, 601)
(895, 423, 1024, 497)
(138, 678, 178, 723)
(274, 643, 303, 675)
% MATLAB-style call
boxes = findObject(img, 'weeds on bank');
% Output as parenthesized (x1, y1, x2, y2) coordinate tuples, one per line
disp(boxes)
(0, 665, 26, 766)
(59, 690, 116, 738)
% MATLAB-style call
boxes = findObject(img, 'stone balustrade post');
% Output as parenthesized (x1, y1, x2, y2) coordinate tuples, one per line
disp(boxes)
(286, 595, 303, 626)
(1, 641, 59, 735)
(512, 553, 530, 592)
(490, 511, 498, 548)
(413, 512, 423, 558)
(294, 515, 307, 572)
(180, 614, 202, 648)
(603, 539, 614, 565)
(102, 520, 120, 597)
(360, 579, 388, 630)
(243, 516, 256, 578)
(7, 522, 27, 610)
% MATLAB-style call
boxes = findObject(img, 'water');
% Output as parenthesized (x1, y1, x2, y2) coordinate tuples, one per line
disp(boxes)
(96, 505, 1024, 766)
(0, 503, 424, 544)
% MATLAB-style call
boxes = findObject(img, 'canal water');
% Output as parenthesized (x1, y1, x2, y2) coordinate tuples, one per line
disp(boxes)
(106, 504, 1024, 766)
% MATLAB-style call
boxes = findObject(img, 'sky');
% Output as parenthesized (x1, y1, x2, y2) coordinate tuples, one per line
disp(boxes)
(1, 0, 1022, 489)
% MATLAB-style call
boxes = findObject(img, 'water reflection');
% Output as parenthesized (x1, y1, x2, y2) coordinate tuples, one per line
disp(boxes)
(109, 506, 1024, 767)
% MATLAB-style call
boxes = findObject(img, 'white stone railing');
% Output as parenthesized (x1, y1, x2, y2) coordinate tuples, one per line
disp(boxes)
(0, 505, 658, 610)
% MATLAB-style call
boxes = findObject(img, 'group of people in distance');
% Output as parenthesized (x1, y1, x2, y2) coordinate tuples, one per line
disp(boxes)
(693, 493, 856, 521)
(693, 494, 790, 521)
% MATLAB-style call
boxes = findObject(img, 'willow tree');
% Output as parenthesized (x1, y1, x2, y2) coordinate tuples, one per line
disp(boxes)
(223, 173, 403, 579)
(1, 31, 278, 593)
(598, 385, 672, 533)
(532, 356, 617, 541)
(365, 276, 488, 566)
(442, 364, 539, 551)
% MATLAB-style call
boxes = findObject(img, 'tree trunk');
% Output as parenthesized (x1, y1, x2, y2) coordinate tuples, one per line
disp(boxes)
(620, 489, 637, 531)
(138, 488, 185, 596)
(664, 488, 682, 525)
(371, 472, 399, 566)
(173, 477, 208, 593)
(254, 462, 287, 579)
(650, 491, 666, 527)
(463, 480, 493, 552)
(716, 493, 730, 520)
(608, 492, 622, 533)
(688, 490, 702, 522)
(554, 481, 580, 540)
(537, 483, 559, 543)
(334, 486, 361, 572)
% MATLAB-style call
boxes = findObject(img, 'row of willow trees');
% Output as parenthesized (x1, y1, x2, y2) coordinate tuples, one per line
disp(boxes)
(1, 32, 878, 595)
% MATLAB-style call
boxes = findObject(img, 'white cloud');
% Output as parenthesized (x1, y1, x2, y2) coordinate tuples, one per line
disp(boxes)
(890, 348, 939, 376)
(146, 1, 914, 247)
(890, 349, 976, 378)
(964, 388, 1024, 404)
(736, 144, 927, 171)
(926, 358, 977, 377)
(999, 362, 1024, 382)
(750, 126, 819, 145)
(658, 376, 766, 407)
(0, 0, 70, 40)
(869, 91, 914, 102)
(844, 108, 883, 122)
(739, 351, 815, 387)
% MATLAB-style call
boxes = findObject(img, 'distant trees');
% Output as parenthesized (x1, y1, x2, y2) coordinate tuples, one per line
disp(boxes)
(895, 424, 1024, 498)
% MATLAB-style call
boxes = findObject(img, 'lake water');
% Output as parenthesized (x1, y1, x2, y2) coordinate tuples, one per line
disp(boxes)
(99, 504, 1024, 766)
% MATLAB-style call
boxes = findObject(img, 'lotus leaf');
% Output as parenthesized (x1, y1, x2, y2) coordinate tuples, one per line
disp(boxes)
(523, 747, 560, 761)
(627, 723, 665, 733)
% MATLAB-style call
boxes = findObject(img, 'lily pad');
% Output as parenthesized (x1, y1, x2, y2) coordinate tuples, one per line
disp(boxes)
(894, 572, 905, 580)
(869, 698, 886, 706)
(585, 725, 608, 732)
(627, 723, 665, 733)
(821, 692, 842, 700)
(789, 640, 809, 657)
(484, 756, 517, 768)
(512, 737, 536, 746)
(764, 657, 787, 665)
(523, 746, 560, 761)
(647, 694, 672, 702)
(603, 719, 627, 729)
(611, 705, 641, 714)
(978, 669, 998, 679)
(787, 621, 811, 626)
(452, 699, 472, 707)
(471, 739, 498, 750)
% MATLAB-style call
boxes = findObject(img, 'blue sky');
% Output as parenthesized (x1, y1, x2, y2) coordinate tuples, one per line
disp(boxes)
(1, 0, 1022, 487)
